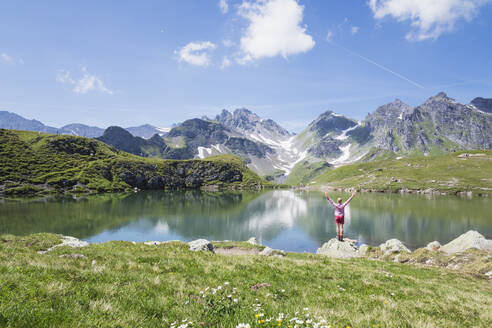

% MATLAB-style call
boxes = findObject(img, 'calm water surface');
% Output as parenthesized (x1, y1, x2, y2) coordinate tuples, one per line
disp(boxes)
(1, 190, 491, 252)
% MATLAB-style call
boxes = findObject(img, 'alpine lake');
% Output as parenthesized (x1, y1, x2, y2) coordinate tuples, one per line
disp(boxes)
(1, 190, 491, 252)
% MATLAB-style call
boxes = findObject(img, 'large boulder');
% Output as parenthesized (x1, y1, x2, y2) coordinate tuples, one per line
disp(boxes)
(188, 239, 214, 253)
(259, 247, 286, 257)
(247, 237, 259, 245)
(426, 241, 441, 251)
(379, 239, 411, 256)
(358, 244, 369, 256)
(440, 230, 492, 254)
(38, 235, 89, 254)
(316, 238, 360, 258)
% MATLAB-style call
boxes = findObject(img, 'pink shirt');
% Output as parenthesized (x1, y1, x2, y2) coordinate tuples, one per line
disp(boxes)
(326, 195, 354, 217)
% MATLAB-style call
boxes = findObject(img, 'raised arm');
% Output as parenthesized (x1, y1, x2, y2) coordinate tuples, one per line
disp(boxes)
(343, 192, 356, 206)
(324, 192, 336, 206)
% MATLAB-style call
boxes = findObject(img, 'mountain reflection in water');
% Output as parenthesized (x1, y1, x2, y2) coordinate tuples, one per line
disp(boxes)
(0, 190, 490, 252)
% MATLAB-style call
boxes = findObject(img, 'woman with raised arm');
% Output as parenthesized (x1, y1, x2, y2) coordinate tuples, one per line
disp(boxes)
(324, 191, 356, 241)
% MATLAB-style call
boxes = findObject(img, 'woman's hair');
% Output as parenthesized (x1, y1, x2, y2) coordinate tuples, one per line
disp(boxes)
(337, 197, 342, 203)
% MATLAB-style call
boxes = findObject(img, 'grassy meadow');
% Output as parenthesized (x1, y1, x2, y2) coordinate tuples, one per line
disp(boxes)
(0, 233, 491, 327)
(311, 150, 492, 194)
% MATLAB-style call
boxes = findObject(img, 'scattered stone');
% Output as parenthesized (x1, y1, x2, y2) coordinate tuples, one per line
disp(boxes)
(144, 241, 161, 246)
(485, 271, 492, 279)
(394, 254, 400, 263)
(188, 239, 214, 253)
(91, 260, 97, 266)
(247, 237, 259, 245)
(441, 230, 492, 254)
(259, 247, 286, 257)
(426, 241, 441, 251)
(250, 282, 271, 290)
(59, 253, 86, 259)
(316, 238, 360, 259)
(458, 153, 486, 158)
(379, 239, 411, 256)
(38, 235, 89, 254)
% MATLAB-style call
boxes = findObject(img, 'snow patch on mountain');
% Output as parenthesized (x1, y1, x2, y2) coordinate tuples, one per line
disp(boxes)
(334, 123, 360, 141)
(331, 144, 351, 165)
(197, 146, 213, 159)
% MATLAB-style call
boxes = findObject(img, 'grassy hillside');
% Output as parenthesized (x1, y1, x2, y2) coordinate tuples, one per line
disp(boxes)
(311, 150, 492, 194)
(0, 233, 490, 327)
(284, 160, 332, 186)
(0, 129, 269, 196)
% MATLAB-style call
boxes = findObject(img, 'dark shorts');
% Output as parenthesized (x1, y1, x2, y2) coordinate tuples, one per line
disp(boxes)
(335, 215, 344, 224)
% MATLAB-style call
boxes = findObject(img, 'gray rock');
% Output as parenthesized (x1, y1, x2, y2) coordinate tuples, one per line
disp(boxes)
(358, 244, 369, 256)
(379, 239, 411, 256)
(426, 241, 441, 251)
(188, 239, 214, 253)
(38, 235, 89, 254)
(485, 271, 492, 279)
(316, 238, 360, 258)
(440, 230, 492, 254)
(60, 236, 89, 248)
(258, 247, 286, 257)
(247, 237, 259, 245)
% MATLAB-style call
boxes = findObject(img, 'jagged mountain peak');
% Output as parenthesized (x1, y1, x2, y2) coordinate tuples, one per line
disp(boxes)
(215, 107, 291, 136)
(233, 107, 257, 117)
(425, 92, 454, 104)
(309, 110, 358, 136)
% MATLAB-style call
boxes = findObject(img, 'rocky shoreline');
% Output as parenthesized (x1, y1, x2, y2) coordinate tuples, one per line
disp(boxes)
(40, 230, 492, 281)
(311, 185, 491, 197)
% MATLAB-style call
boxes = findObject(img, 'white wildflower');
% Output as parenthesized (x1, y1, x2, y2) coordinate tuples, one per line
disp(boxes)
(236, 324, 250, 328)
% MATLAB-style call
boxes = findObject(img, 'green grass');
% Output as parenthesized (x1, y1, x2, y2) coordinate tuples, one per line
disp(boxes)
(312, 150, 492, 194)
(0, 233, 491, 327)
(212, 241, 266, 250)
(0, 129, 270, 196)
(284, 160, 332, 186)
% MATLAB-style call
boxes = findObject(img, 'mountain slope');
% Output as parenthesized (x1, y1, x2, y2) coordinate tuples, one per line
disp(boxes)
(0, 129, 268, 196)
(59, 123, 105, 138)
(470, 97, 492, 114)
(311, 150, 492, 194)
(5, 91, 490, 184)
(0, 111, 57, 134)
(125, 124, 170, 138)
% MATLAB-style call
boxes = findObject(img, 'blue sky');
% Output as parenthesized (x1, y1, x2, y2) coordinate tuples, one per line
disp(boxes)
(1, 0, 491, 131)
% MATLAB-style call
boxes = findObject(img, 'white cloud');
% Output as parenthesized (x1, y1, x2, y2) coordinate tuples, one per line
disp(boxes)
(56, 69, 75, 84)
(326, 30, 333, 41)
(219, 0, 229, 14)
(222, 39, 235, 47)
(351, 26, 360, 34)
(237, 0, 315, 63)
(175, 41, 216, 66)
(0, 53, 13, 64)
(220, 56, 232, 69)
(368, 0, 491, 41)
(56, 67, 113, 95)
